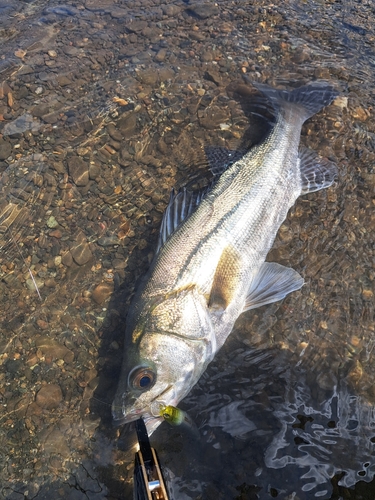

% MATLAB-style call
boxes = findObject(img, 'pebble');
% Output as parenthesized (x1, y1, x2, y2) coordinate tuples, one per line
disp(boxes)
(35, 336, 74, 363)
(49, 229, 62, 238)
(106, 123, 122, 142)
(46, 215, 59, 228)
(42, 428, 70, 457)
(186, 3, 219, 19)
(155, 48, 167, 62)
(161, 4, 181, 16)
(0, 0, 371, 495)
(70, 242, 93, 265)
(3, 113, 39, 136)
(97, 235, 121, 246)
(91, 282, 114, 305)
(61, 250, 73, 267)
(136, 69, 159, 86)
(35, 384, 63, 410)
(109, 7, 128, 19)
(57, 75, 72, 87)
(31, 103, 50, 118)
(0, 138, 12, 160)
(67, 156, 90, 186)
(117, 112, 137, 137)
(26, 276, 44, 292)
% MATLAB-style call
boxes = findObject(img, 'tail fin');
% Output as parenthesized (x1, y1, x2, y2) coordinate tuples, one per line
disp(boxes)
(252, 81, 338, 121)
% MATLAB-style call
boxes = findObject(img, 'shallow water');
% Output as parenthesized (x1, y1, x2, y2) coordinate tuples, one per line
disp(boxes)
(0, 0, 374, 499)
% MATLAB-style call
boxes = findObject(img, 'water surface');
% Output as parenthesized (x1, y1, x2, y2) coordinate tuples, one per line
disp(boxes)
(0, 0, 374, 498)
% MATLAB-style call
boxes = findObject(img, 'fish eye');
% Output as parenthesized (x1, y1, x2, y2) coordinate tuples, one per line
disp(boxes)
(129, 367, 156, 391)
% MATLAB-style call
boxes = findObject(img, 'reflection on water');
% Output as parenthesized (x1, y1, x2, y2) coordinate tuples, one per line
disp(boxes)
(0, 0, 374, 498)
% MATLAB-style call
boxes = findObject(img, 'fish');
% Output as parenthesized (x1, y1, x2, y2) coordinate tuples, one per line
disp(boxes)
(112, 81, 338, 433)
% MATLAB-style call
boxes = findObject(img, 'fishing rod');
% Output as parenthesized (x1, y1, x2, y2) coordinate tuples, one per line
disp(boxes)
(133, 417, 170, 500)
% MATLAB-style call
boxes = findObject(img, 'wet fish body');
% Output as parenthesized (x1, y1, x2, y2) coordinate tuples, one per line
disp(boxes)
(112, 82, 338, 431)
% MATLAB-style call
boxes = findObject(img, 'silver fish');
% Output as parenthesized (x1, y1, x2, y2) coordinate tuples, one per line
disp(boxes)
(112, 82, 338, 433)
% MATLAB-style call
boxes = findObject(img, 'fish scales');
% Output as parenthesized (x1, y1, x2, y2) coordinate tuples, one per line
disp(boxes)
(112, 82, 338, 433)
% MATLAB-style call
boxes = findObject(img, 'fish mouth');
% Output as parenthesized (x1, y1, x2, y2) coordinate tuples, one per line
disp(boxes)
(112, 407, 145, 426)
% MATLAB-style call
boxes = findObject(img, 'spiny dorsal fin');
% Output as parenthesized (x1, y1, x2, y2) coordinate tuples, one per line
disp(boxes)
(204, 146, 246, 177)
(156, 187, 208, 253)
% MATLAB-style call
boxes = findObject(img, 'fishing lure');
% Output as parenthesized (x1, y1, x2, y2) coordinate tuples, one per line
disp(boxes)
(151, 401, 196, 430)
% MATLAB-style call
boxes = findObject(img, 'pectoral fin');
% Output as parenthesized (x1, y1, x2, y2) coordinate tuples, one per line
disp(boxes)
(243, 262, 304, 312)
(209, 246, 243, 312)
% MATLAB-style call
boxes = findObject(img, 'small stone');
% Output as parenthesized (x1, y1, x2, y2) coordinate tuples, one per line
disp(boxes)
(117, 112, 137, 137)
(35, 336, 74, 363)
(92, 283, 114, 305)
(61, 250, 73, 267)
(89, 163, 100, 180)
(44, 278, 56, 288)
(42, 428, 70, 457)
(201, 50, 214, 62)
(49, 229, 62, 238)
(3, 113, 39, 136)
(334, 96, 348, 109)
(46, 215, 59, 228)
(204, 69, 222, 86)
(31, 103, 50, 118)
(362, 289, 373, 300)
(68, 156, 89, 186)
(136, 69, 158, 86)
(42, 112, 59, 125)
(47, 50, 57, 58)
(92, 282, 114, 304)
(70, 242, 93, 265)
(76, 146, 90, 156)
(16, 65, 32, 76)
(158, 68, 175, 82)
(155, 48, 167, 62)
(161, 4, 181, 15)
(36, 384, 63, 410)
(26, 276, 44, 292)
(0, 139, 12, 160)
(107, 123, 122, 142)
(57, 75, 72, 87)
(109, 7, 128, 18)
(352, 106, 368, 122)
(97, 235, 121, 246)
(15, 49, 27, 58)
(36, 319, 49, 330)
(127, 20, 148, 33)
(187, 3, 219, 19)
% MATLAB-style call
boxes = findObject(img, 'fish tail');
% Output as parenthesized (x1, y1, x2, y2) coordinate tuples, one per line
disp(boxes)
(253, 81, 338, 121)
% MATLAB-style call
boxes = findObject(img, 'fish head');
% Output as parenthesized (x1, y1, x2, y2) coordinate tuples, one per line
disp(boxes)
(112, 285, 214, 427)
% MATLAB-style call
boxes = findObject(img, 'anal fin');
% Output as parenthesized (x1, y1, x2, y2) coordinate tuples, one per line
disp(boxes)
(209, 246, 243, 312)
(243, 262, 304, 312)
(299, 147, 338, 194)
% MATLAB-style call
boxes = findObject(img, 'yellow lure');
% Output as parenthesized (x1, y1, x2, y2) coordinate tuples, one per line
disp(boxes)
(159, 404, 186, 426)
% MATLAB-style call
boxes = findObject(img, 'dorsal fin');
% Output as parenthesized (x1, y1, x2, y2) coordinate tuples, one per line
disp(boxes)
(204, 147, 246, 177)
(156, 187, 208, 253)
